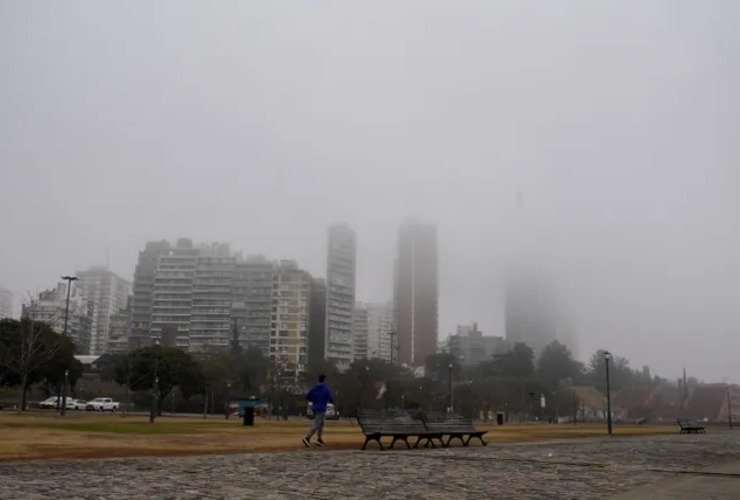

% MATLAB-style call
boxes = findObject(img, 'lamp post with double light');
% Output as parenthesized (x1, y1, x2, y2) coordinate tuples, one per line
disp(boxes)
(604, 350, 613, 436)
(60, 275, 77, 415)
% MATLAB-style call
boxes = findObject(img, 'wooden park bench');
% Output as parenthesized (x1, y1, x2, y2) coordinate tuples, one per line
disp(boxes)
(421, 411, 488, 447)
(357, 409, 441, 450)
(677, 419, 706, 434)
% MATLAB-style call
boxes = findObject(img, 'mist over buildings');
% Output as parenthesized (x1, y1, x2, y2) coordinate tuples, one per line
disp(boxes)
(1, 2, 739, 381)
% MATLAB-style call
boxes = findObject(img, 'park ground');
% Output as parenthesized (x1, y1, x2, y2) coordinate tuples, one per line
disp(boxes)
(0, 410, 677, 462)
(2, 426, 740, 499)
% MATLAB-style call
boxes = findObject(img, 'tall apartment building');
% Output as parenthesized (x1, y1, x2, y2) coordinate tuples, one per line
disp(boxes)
(132, 239, 239, 351)
(308, 277, 327, 364)
(504, 263, 578, 359)
(232, 256, 275, 356)
(449, 323, 509, 365)
(271, 260, 311, 373)
(366, 301, 393, 362)
(107, 297, 132, 354)
(149, 239, 200, 350)
(325, 224, 356, 369)
(352, 303, 369, 360)
(22, 282, 94, 354)
(189, 243, 234, 350)
(131, 240, 171, 348)
(76, 267, 131, 355)
(394, 220, 438, 365)
(0, 287, 12, 319)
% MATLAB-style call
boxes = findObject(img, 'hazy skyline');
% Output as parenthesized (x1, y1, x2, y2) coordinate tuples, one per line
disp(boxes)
(2, 1, 738, 382)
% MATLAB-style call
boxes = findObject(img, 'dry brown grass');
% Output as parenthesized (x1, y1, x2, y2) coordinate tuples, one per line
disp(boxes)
(0, 411, 675, 462)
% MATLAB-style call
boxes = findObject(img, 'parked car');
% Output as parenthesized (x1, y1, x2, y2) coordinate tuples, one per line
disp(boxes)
(38, 396, 63, 410)
(306, 402, 339, 420)
(66, 399, 87, 411)
(85, 397, 119, 412)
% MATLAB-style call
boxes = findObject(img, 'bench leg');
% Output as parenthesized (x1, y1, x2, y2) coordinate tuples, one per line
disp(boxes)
(447, 434, 464, 447)
(362, 434, 383, 451)
(467, 434, 486, 446)
(391, 435, 408, 449)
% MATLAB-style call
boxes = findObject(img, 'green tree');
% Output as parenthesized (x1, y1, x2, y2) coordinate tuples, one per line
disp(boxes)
(424, 352, 463, 382)
(587, 349, 636, 393)
(0, 318, 69, 412)
(114, 346, 204, 414)
(536, 340, 583, 392)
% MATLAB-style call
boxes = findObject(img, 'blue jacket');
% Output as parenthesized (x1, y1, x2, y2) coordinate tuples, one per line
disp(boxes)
(305, 383, 334, 413)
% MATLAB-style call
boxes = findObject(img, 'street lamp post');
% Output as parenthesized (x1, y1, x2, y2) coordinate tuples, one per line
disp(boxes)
(387, 332, 398, 365)
(604, 351, 613, 436)
(150, 338, 160, 424)
(225, 382, 231, 420)
(60, 275, 77, 416)
(448, 363, 453, 413)
(727, 386, 733, 430)
(572, 387, 577, 426)
(60, 369, 69, 416)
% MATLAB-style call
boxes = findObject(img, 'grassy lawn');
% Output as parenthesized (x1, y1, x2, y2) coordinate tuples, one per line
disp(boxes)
(0, 411, 677, 462)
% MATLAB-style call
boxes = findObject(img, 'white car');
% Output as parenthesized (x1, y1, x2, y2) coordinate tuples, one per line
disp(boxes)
(66, 399, 87, 411)
(38, 396, 63, 410)
(85, 397, 119, 412)
(306, 402, 339, 420)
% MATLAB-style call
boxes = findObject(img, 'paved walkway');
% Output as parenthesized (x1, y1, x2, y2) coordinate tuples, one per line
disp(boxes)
(2, 432, 740, 499)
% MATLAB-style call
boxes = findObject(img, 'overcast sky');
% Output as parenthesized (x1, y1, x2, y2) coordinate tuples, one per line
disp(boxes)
(2, 1, 738, 382)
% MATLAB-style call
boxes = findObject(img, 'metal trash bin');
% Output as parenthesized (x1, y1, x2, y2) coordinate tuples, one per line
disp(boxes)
(243, 406, 255, 426)
(496, 412, 504, 426)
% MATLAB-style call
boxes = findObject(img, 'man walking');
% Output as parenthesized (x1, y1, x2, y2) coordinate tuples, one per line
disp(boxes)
(303, 374, 334, 447)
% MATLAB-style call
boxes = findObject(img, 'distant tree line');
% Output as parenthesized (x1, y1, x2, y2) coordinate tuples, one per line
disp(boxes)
(1, 316, 662, 421)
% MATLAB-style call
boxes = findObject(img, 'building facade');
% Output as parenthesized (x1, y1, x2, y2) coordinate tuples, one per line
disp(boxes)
(149, 238, 200, 349)
(76, 267, 131, 355)
(131, 240, 171, 347)
(232, 256, 275, 356)
(366, 301, 393, 362)
(504, 263, 577, 359)
(325, 224, 357, 369)
(352, 303, 369, 360)
(308, 277, 327, 364)
(394, 220, 438, 365)
(22, 282, 94, 354)
(107, 297, 132, 354)
(448, 323, 509, 365)
(189, 244, 234, 351)
(271, 260, 311, 373)
(0, 287, 12, 320)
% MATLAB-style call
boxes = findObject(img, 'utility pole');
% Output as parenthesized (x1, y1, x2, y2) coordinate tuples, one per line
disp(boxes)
(150, 338, 160, 424)
(727, 386, 733, 430)
(60, 275, 78, 416)
(387, 332, 398, 365)
(572, 387, 577, 426)
(604, 351, 613, 436)
(448, 363, 454, 413)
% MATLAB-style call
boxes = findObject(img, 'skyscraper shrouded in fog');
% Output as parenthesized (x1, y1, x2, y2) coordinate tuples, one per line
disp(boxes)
(325, 224, 357, 369)
(504, 262, 578, 360)
(76, 267, 131, 355)
(394, 220, 438, 365)
(366, 301, 393, 362)
(352, 302, 369, 360)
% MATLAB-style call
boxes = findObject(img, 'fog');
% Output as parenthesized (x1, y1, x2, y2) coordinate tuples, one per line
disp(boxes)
(1, 1, 738, 382)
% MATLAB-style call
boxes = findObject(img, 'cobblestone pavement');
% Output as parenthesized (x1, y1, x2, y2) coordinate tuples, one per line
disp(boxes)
(3, 432, 740, 499)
